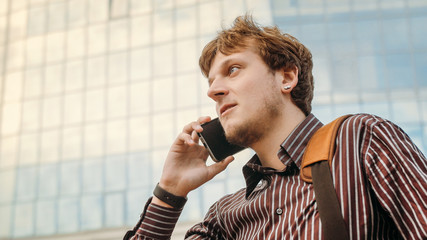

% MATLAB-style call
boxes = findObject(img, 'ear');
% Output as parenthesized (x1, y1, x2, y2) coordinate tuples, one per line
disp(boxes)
(280, 65, 298, 93)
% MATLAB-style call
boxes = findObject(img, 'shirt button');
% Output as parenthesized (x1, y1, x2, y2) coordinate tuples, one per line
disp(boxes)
(275, 208, 283, 215)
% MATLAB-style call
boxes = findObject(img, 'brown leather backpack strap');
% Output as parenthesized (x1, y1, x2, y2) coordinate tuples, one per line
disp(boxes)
(301, 115, 351, 183)
(312, 161, 349, 240)
(301, 115, 352, 239)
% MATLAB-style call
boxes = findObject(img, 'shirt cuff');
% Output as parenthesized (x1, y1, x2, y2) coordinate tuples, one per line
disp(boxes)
(135, 199, 183, 239)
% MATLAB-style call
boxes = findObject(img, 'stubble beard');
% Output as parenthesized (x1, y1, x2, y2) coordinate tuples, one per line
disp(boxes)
(224, 93, 282, 147)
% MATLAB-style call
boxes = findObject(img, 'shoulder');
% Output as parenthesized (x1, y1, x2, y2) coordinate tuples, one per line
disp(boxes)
(342, 113, 388, 128)
(339, 113, 402, 137)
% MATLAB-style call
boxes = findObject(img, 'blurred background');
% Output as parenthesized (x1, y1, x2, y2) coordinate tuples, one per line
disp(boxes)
(0, 0, 426, 239)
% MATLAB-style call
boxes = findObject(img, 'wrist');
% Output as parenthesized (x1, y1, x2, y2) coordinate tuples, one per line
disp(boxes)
(153, 183, 188, 209)
(158, 180, 189, 197)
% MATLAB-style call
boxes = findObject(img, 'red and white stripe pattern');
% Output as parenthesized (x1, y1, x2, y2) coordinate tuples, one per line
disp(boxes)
(131, 114, 427, 239)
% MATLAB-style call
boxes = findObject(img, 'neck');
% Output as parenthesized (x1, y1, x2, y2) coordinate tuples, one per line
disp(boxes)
(251, 107, 306, 170)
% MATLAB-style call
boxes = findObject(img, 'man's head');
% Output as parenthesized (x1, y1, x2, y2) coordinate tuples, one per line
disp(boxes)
(199, 15, 314, 116)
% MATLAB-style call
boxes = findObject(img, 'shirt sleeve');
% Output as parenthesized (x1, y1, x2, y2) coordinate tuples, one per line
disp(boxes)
(364, 119, 427, 239)
(125, 197, 183, 240)
(184, 202, 223, 239)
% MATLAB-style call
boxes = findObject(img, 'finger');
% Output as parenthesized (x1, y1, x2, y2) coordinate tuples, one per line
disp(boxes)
(197, 116, 211, 125)
(206, 156, 235, 180)
(191, 130, 200, 143)
(177, 131, 195, 145)
(182, 121, 203, 135)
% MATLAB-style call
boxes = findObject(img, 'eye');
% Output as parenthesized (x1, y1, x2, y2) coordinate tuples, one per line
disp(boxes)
(228, 66, 239, 76)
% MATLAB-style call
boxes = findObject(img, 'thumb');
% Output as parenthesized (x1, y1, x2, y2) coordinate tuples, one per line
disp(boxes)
(207, 156, 235, 180)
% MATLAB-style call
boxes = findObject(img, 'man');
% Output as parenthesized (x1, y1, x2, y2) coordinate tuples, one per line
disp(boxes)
(125, 15, 427, 239)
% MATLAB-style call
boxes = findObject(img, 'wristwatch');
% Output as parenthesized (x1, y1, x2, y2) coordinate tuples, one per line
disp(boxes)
(153, 183, 188, 209)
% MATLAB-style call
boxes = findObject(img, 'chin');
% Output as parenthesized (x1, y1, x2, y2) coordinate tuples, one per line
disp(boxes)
(223, 119, 261, 148)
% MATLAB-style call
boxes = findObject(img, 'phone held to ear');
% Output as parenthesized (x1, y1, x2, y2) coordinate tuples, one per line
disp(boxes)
(197, 118, 246, 162)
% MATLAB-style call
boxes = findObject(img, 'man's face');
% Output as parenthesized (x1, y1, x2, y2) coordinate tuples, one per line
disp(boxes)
(207, 48, 284, 147)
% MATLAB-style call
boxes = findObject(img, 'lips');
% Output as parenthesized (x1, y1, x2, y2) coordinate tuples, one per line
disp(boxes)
(220, 103, 237, 116)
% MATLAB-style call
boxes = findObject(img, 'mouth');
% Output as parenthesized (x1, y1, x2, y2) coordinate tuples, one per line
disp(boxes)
(219, 104, 237, 116)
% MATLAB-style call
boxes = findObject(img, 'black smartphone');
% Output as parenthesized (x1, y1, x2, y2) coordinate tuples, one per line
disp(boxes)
(197, 118, 246, 162)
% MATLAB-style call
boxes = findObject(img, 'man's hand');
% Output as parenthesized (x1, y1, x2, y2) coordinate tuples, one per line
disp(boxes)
(152, 116, 234, 207)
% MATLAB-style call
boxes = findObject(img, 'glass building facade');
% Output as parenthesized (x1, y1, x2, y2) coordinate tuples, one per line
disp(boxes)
(0, 0, 425, 239)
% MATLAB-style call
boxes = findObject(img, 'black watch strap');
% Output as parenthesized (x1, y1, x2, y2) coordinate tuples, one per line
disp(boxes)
(153, 183, 187, 209)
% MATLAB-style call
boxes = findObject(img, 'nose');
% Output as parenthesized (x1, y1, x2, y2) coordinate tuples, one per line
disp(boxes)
(207, 79, 228, 102)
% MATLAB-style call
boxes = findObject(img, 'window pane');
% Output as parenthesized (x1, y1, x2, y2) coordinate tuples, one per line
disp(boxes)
(24, 68, 42, 98)
(109, 19, 128, 51)
(0, 170, 16, 203)
(1, 102, 22, 136)
(129, 117, 150, 151)
(85, 89, 105, 122)
(88, 0, 108, 23)
(66, 28, 85, 59)
(176, 6, 197, 39)
(28, 6, 46, 36)
(106, 120, 127, 154)
(0, 205, 12, 237)
(0, 137, 19, 169)
(82, 158, 103, 193)
(16, 167, 37, 201)
(86, 56, 106, 88)
(26, 36, 44, 66)
(130, 48, 151, 80)
(9, 10, 27, 41)
(176, 39, 198, 73)
(42, 96, 61, 129)
(81, 194, 103, 230)
(6, 41, 25, 70)
(107, 85, 127, 118)
(111, 0, 128, 18)
(128, 152, 151, 188)
(131, 15, 151, 47)
(358, 55, 386, 89)
(59, 162, 80, 196)
(35, 200, 56, 235)
(130, 0, 152, 15)
(63, 92, 83, 126)
(61, 126, 82, 160)
(88, 24, 107, 55)
(105, 155, 126, 191)
(83, 124, 104, 158)
(4, 71, 23, 102)
(48, 1, 66, 32)
(108, 52, 128, 84)
(129, 81, 150, 116)
(199, 1, 221, 35)
(153, 10, 173, 43)
(58, 197, 79, 233)
(40, 129, 60, 163)
(153, 44, 173, 76)
(46, 32, 65, 63)
(65, 60, 84, 92)
(19, 133, 39, 166)
(153, 77, 173, 111)
(13, 202, 34, 238)
(105, 193, 124, 227)
(385, 54, 414, 88)
(382, 18, 410, 52)
(38, 165, 58, 198)
(152, 113, 174, 148)
(176, 73, 198, 108)
(68, 0, 87, 28)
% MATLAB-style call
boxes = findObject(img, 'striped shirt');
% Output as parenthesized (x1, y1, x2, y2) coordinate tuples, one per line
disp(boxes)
(127, 114, 427, 239)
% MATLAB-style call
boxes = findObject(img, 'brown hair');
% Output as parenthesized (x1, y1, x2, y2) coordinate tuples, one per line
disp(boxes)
(199, 15, 314, 115)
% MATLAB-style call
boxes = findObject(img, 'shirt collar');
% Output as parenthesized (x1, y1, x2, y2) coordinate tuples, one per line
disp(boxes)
(242, 114, 323, 198)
